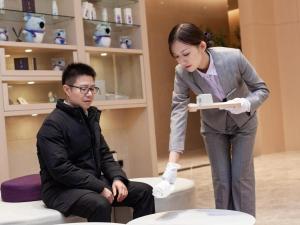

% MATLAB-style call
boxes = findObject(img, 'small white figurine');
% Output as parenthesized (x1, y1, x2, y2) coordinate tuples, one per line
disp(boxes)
(93, 23, 111, 47)
(0, 28, 8, 41)
(22, 14, 46, 43)
(51, 58, 65, 71)
(120, 36, 132, 49)
(54, 29, 66, 45)
(48, 91, 57, 103)
(82, 1, 96, 20)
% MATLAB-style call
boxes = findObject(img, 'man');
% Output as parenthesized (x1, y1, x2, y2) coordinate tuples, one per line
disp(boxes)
(37, 63, 155, 222)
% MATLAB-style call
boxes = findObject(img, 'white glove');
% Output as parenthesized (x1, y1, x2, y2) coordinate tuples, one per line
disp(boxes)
(225, 98, 251, 114)
(152, 180, 175, 198)
(162, 162, 181, 184)
(152, 162, 181, 198)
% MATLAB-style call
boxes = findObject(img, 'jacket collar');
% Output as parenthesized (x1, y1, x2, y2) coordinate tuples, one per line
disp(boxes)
(206, 48, 232, 96)
(56, 99, 101, 122)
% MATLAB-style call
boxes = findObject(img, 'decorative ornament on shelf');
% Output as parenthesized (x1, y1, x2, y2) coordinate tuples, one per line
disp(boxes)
(54, 29, 66, 45)
(22, 14, 45, 43)
(0, 0, 5, 14)
(52, 0, 58, 16)
(48, 91, 57, 103)
(82, 1, 96, 20)
(123, 8, 133, 25)
(12, 27, 22, 42)
(51, 57, 65, 71)
(0, 28, 8, 41)
(114, 8, 122, 24)
(120, 36, 132, 49)
(101, 8, 108, 22)
(17, 97, 28, 104)
(22, 0, 35, 13)
(93, 23, 111, 47)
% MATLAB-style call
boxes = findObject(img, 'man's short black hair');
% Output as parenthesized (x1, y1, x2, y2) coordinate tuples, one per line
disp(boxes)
(62, 63, 96, 85)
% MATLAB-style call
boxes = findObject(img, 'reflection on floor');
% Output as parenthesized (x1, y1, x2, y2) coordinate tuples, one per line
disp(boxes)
(158, 150, 300, 225)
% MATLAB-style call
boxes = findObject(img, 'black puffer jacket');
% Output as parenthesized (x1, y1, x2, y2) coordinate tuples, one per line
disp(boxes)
(37, 99, 128, 214)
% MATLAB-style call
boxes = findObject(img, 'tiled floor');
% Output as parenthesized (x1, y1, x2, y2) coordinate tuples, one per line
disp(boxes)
(158, 150, 300, 225)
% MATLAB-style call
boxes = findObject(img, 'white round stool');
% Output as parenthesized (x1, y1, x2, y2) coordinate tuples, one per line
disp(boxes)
(131, 177, 196, 212)
(127, 209, 256, 225)
(55, 223, 124, 225)
(113, 177, 196, 223)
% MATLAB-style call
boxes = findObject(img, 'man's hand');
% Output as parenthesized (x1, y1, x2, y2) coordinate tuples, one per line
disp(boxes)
(112, 180, 128, 202)
(100, 187, 114, 204)
(225, 98, 251, 114)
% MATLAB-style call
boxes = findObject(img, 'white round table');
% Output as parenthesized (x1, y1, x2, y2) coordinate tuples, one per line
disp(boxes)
(127, 209, 255, 225)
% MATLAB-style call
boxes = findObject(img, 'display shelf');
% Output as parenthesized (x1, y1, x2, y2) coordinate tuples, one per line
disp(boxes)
(0, 9, 74, 24)
(0, 41, 78, 50)
(85, 46, 142, 54)
(2, 81, 64, 111)
(88, 51, 145, 101)
(0, 0, 158, 182)
(83, 22, 142, 48)
(3, 108, 54, 117)
(0, 47, 77, 75)
(1, 71, 62, 79)
(82, 0, 141, 49)
(83, 19, 140, 28)
(88, 0, 138, 8)
(0, 0, 77, 45)
(93, 99, 146, 109)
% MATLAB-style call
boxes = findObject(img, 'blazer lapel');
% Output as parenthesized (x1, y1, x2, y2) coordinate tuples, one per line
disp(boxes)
(208, 48, 232, 97)
(191, 70, 211, 94)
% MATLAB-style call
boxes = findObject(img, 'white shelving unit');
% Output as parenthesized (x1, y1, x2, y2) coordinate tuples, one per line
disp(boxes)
(0, 0, 157, 181)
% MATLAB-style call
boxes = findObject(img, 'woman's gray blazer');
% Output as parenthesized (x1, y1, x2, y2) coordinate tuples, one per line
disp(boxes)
(169, 47, 269, 152)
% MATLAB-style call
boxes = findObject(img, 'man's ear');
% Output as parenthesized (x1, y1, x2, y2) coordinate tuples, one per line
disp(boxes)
(63, 84, 71, 97)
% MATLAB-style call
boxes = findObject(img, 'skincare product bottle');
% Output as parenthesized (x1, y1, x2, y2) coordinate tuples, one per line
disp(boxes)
(114, 8, 122, 24)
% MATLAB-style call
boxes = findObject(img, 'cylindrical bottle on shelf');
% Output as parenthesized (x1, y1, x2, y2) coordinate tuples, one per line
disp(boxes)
(102, 8, 108, 22)
(52, 0, 58, 16)
(0, 0, 4, 14)
(114, 8, 122, 24)
(123, 8, 133, 25)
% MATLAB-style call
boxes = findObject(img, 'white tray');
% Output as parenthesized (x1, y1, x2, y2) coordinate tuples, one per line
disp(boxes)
(188, 102, 241, 112)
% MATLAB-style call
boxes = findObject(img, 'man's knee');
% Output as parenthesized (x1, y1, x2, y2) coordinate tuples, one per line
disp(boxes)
(88, 198, 112, 222)
(131, 181, 153, 198)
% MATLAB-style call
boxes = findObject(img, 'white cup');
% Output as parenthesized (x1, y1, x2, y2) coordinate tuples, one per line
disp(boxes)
(196, 94, 213, 105)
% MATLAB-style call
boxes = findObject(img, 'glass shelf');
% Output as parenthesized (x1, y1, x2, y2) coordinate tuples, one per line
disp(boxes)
(0, 9, 74, 25)
(89, 52, 144, 101)
(4, 81, 64, 105)
(84, 19, 140, 30)
(88, 0, 138, 8)
(1, 47, 76, 73)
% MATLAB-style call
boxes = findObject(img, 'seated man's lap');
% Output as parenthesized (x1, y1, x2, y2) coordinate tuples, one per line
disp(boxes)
(113, 181, 153, 208)
(68, 192, 111, 219)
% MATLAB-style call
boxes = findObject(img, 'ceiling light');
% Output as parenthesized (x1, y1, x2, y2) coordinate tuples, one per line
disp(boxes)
(25, 49, 32, 53)
(100, 53, 107, 56)
(27, 81, 35, 84)
(5, 54, 11, 58)
(31, 114, 38, 117)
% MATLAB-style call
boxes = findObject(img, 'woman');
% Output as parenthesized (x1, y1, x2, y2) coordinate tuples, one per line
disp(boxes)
(154, 23, 269, 217)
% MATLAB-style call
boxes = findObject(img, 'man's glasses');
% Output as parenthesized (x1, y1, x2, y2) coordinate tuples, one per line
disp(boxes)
(68, 84, 100, 95)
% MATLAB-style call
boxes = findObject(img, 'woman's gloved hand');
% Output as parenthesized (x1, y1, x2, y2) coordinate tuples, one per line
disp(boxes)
(225, 98, 251, 114)
(152, 162, 181, 198)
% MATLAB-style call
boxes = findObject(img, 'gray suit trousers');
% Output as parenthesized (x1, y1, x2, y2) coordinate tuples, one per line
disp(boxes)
(201, 114, 257, 217)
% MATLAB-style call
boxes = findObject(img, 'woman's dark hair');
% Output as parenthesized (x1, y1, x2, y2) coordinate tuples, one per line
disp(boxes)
(62, 63, 96, 85)
(168, 23, 212, 56)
